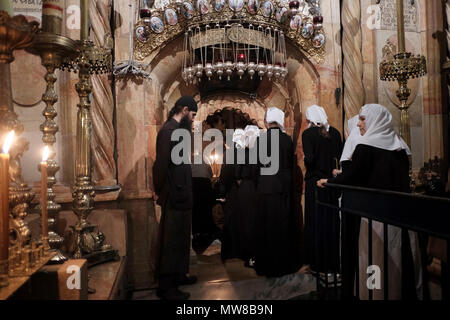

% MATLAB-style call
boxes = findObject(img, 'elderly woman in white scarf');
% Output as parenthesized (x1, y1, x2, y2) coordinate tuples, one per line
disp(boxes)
(335, 115, 362, 176)
(318, 104, 422, 300)
(302, 105, 343, 275)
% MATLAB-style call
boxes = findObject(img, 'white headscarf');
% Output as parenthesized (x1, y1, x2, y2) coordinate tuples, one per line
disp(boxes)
(340, 115, 361, 163)
(357, 104, 411, 155)
(232, 128, 246, 149)
(232, 125, 261, 149)
(266, 107, 285, 132)
(243, 125, 260, 148)
(306, 105, 330, 132)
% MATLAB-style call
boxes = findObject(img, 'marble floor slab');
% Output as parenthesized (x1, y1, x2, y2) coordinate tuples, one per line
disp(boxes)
(133, 243, 316, 300)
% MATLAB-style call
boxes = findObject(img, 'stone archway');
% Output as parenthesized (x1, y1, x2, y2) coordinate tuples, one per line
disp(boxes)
(140, 36, 322, 186)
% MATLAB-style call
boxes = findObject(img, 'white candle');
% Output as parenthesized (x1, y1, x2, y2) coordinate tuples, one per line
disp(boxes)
(42, 0, 64, 35)
(41, 146, 50, 252)
(0, 132, 14, 273)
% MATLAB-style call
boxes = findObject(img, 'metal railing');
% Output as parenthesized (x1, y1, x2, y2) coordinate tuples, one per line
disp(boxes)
(314, 183, 450, 300)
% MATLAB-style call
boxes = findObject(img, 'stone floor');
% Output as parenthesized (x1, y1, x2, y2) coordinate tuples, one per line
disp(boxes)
(132, 241, 317, 300)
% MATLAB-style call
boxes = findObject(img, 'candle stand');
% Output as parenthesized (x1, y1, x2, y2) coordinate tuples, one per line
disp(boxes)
(61, 38, 118, 264)
(27, 32, 79, 264)
(0, 11, 41, 280)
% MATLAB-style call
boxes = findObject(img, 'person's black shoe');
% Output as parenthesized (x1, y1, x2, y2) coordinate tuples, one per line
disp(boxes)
(157, 289, 190, 300)
(178, 275, 198, 286)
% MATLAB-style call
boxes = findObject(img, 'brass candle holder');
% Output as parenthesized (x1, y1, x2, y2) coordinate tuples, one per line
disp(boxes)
(26, 32, 79, 264)
(379, 0, 427, 148)
(380, 51, 427, 146)
(0, 11, 38, 284)
(62, 39, 118, 263)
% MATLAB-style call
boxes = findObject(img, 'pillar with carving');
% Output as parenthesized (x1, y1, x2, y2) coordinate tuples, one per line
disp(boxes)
(90, 0, 117, 187)
(342, 0, 365, 118)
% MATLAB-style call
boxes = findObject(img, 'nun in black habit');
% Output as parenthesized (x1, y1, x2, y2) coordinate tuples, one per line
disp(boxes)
(220, 125, 260, 265)
(254, 107, 303, 278)
(318, 104, 423, 300)
(302, 105, 343, 274)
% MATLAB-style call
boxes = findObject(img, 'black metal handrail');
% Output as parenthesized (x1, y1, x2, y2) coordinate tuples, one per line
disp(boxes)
(320, 183, 450, 240)
(314, 183, 450, 300)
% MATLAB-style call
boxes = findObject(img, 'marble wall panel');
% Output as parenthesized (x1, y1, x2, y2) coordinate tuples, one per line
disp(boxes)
(116, 80, 148, 192)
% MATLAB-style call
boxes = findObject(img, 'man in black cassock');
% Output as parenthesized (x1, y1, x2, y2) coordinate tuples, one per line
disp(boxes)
(153, 96, 198, 300)
(254, 107, 303, 277)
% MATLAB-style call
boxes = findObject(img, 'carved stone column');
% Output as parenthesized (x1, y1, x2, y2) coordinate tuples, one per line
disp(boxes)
(342, 0, 365, 118)
(90, 0, 117, 187)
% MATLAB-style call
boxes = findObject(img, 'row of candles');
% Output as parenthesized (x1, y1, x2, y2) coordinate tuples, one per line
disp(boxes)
(0, 131, 51, 287)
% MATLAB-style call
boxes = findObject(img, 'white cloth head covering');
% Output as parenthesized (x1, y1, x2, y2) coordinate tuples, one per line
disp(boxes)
(232, 128, 246, 149)
(340, 115, 361, 163)
(266, 107, 285, 132)
(232, 126, 261, 149)
(357, 104, 411, 155)
(243, 125, 260, 148)
(306, 105, 330, 132)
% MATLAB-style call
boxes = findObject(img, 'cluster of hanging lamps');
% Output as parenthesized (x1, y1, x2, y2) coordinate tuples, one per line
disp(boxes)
(181, 21, 288, 84)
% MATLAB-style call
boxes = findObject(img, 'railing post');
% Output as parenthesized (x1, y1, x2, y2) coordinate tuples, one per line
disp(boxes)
(314, 187, 320, 297)
(368, 219, 373, 300)
(443, 240, 450, 300)
(383, 223, 389, 300)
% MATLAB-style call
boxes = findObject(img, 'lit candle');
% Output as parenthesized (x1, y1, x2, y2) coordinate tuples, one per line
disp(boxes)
(0, 131, 14, 285)
(42, 0, 64, 35)
(41, 146, 50, 252)
(0, 0, 14, 16)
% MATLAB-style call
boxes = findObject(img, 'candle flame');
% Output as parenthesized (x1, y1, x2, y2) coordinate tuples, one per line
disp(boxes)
(2, 131, 14, 154)
(42, 146, 50, 162)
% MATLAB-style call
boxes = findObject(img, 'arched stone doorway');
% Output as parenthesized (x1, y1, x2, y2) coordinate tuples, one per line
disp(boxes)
(143, 37, 324, 184)
(116, 26, 340, 289)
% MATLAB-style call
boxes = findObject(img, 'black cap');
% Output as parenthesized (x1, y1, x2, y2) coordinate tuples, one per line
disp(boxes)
(175, 96, 198, 112)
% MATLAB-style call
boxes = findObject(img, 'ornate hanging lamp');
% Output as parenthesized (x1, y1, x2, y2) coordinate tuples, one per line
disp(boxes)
(379, 0, 427, 148)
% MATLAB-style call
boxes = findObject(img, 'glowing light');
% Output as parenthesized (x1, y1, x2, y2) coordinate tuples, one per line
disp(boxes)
(42, 146, 50, 162)
(2, 131, 15, 154)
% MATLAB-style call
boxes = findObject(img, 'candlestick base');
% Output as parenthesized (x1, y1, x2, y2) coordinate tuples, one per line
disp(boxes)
(69, 223, 118, 266)
(42, 236, 51, 253)
(47, 249, 68, 265)
(0, 260, 8, 288)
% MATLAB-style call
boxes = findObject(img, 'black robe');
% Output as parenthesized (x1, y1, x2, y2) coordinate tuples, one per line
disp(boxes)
(302, 126, 343, 272)
(221, 146, 259, 262)
(329, 144, 417, 299)
(254, 128, 303, 277)
(330, 144, 410, 191)
(153, 118, 193, 277)
(192, 165, 215, 237)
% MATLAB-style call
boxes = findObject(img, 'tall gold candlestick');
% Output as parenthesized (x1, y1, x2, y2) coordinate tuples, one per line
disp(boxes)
(80, 0, 89, 41)
(396, 0, 405, 53)
(41, 146, 50, 253)
(0, 131, 14, 288)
